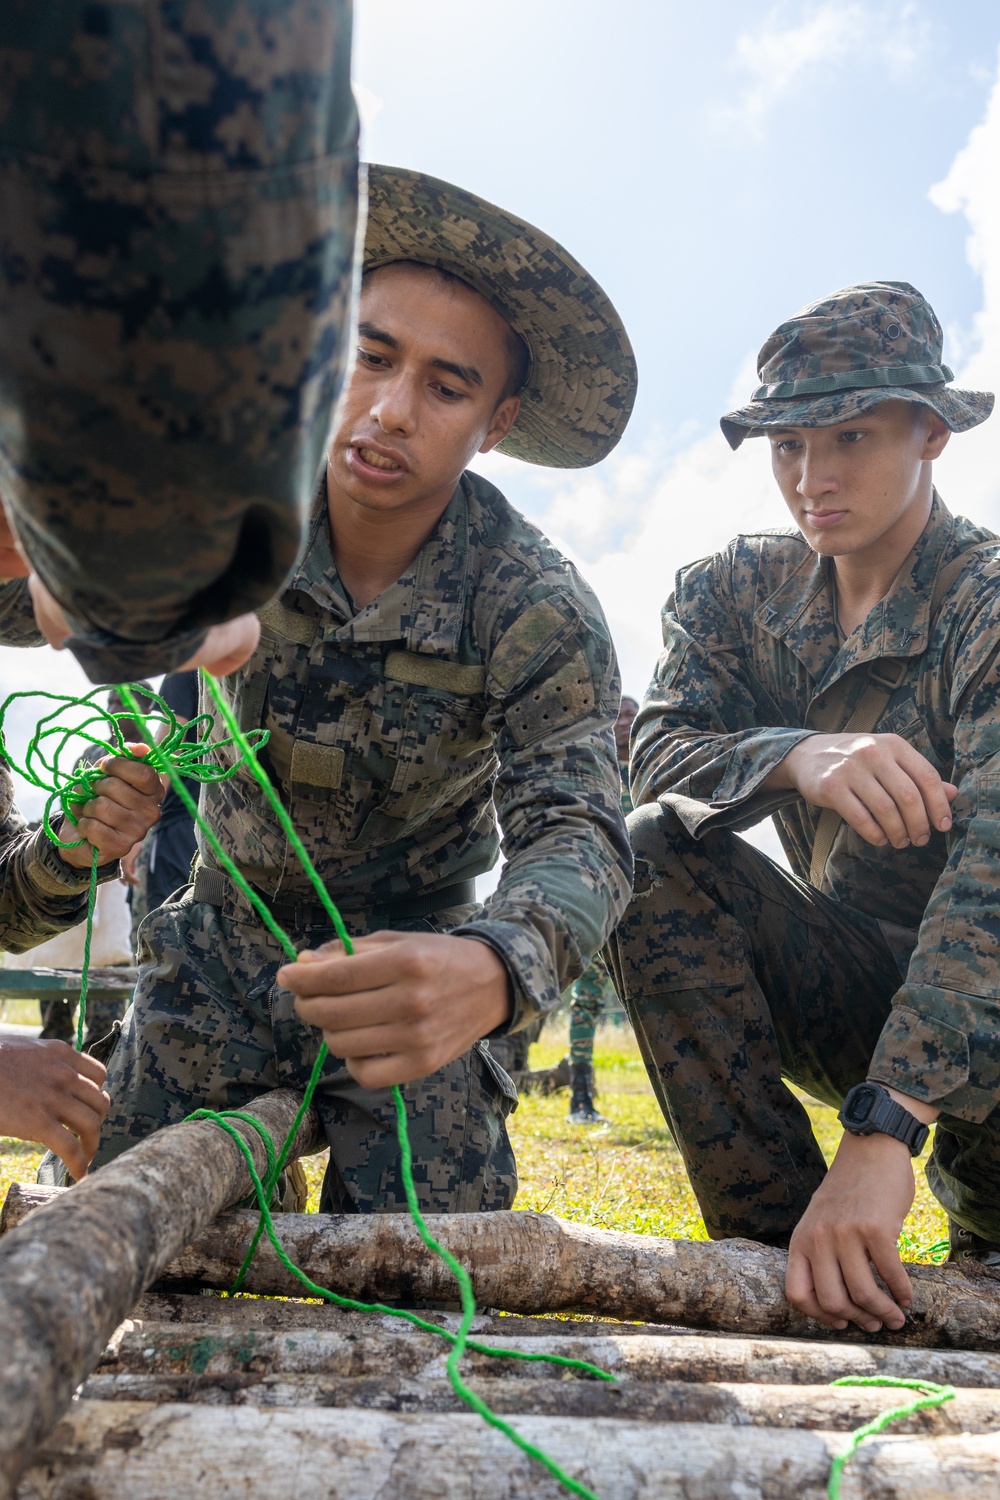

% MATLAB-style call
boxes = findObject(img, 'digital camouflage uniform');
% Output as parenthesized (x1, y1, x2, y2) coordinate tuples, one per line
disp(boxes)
(568, 762, 631, 1066)
(609, 283, 1000, 1245)
(94, 472, 632, 1212)
(0, 1, 359, 683)
(0, 762, 122, 958)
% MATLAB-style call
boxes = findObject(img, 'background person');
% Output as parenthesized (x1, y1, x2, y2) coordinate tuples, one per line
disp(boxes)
(608, 282, 1000, 1335)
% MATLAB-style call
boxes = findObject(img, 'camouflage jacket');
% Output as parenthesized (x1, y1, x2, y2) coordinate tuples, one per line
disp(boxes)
(633, 494, 1000, 1122)
(202, 470, 632, 1031)
(0, 0, 358, 683)
(0, 763, 120, 953)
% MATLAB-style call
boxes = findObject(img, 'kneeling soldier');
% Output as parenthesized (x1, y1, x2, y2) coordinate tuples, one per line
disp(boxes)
(87, 166, 636, 1215)
(609, 282, 1000, 1333)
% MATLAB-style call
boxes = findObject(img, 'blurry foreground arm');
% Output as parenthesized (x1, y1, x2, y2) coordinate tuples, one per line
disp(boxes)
(0, 0, 359, 682)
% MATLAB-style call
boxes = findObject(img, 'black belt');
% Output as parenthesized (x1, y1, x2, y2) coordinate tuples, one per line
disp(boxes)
(191, 864, 478, 927)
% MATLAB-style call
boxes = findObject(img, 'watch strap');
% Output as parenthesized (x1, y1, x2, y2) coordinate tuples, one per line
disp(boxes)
(840, 1082, 930, 1157)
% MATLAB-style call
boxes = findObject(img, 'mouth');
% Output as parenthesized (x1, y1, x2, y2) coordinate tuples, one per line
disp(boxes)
(803, 508, 848, 529)
(346, 441, 409, 482)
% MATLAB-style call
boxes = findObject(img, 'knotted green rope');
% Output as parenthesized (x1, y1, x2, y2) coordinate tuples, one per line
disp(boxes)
(0, 684, 269, 1048)
(827, 1376, 956, 1497)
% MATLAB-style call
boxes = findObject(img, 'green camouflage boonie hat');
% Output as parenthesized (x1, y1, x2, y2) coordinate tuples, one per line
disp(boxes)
(363, 164, 637, 469)
(720, 281, 994, 450)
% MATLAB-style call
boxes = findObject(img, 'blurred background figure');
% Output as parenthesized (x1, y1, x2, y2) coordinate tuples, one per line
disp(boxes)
(565, 696, 637, 1124)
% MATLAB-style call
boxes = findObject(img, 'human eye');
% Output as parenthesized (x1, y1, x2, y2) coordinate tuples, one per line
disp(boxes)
(433, 381, 465, 402)
(839, 429, 866, 444)
(772, 437, 800, 454)
(357, 346, 388, 368)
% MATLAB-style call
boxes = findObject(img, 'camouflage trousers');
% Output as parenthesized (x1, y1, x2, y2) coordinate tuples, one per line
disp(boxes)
(568, 958, 614, 1066)
(607, 802, 1000, 1244)
(91, 888, 519, 1214)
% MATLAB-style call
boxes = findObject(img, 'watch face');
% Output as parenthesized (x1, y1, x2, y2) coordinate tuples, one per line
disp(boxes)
(843, 1083, 879, 1129)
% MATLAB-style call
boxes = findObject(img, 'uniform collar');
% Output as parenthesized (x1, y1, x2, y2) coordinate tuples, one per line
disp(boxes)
(755, 491, 957, 689)
(288, 478, 472, 652)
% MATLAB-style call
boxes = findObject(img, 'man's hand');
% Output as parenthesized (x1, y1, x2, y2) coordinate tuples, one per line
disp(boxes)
(786, 1131, 917, 1333)
(278, 931, 514, 1090)
(27, 573, 261, 678)
(769, 732, 957, 849)
(786, 1078, 939, 1334)
(58, 745, 163, 870)
(0, 1036, 110, 1181)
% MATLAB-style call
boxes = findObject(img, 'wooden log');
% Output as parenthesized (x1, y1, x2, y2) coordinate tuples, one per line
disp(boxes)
(111, 1292, 1000, 1387)
(10, 1187, 1000, 1351)
(17, 1401, 1000, 1500)
(73, 1370, 1000, 1432)
(92, 1318, 1000, 1389)
(0, 1090, 323, 1500)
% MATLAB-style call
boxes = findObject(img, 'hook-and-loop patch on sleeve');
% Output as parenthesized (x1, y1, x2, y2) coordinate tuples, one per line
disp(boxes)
(490, 598, 607, 749)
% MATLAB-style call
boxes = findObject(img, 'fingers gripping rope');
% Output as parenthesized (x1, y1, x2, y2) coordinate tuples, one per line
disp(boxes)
(0, 684, 269, 1048)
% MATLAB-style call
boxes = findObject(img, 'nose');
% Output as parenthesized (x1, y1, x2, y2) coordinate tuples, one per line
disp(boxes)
(796, 441, 839, 502)
(370, 372, 418, 437)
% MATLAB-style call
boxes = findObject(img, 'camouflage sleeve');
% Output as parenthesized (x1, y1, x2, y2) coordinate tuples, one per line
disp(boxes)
(631, 551, 811, 833)
(451, 589, 632, 1033)
(869, 565, 1000, 1121)
(0, 578, 43, 648)
(0, 766, 119, 953)
(0, 0, 359, 683)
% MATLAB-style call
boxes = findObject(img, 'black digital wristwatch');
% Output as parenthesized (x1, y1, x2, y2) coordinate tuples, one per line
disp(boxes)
(838, 1082, 929, 1157)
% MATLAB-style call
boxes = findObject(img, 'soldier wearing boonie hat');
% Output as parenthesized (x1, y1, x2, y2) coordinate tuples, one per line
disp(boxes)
(607, 280, 1000, 1334)
(75, 166, 637, 1217)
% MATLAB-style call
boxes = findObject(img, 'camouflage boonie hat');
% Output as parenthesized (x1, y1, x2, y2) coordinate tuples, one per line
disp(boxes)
(363, 164, 637, 469)
(720, 281, 994, 450)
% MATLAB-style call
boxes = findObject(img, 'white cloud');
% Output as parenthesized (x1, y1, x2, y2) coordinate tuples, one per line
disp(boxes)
(928, 50, 1000, 527)
(715, 1, 929, 136)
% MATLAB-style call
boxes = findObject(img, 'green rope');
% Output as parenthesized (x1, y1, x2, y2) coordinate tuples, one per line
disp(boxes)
(114, 677, 612, 1500)
(827, 1376, 956, 1498)
(0, 684, 269, 1050)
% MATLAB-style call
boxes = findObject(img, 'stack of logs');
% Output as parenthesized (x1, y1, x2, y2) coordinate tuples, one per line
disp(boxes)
(2, 1088, 1000, 1499)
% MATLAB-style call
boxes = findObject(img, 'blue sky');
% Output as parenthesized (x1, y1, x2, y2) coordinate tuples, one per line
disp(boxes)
(4, 2, 1000, 818)
(355, 0, 1000, 445)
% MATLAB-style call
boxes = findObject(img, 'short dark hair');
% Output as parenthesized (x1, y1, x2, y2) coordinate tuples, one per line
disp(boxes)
(362, 261, 530, 405)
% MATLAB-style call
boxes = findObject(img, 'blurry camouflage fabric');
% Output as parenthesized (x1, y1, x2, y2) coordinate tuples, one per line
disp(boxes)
(0, 0, 359, 682)
(95, 468, 630, 1204)
(612, 495, 1000, 1241)
(94, 889, 518, 1212)
(721, 282, 994, 449)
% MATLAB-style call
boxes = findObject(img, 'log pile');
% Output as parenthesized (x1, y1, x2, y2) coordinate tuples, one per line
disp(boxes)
(3, 1088, 1000, 1498)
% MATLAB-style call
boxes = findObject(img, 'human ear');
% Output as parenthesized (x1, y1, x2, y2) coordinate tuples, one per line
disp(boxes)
(479, 395, 521, 454)
(922, 413, 951, 461)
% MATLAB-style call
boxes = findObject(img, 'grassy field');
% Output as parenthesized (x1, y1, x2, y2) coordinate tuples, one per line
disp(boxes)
(1, 1008, 949, 1261)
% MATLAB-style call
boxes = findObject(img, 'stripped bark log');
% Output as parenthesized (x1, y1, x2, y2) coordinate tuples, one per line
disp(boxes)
(9, 1186, 1000, 1351)
(17, 1402, 1000, 1500)
(93, 1317, 1000, 1389)
(0, 1091, 323, 1500)
(74, 1371, 1000, 1431)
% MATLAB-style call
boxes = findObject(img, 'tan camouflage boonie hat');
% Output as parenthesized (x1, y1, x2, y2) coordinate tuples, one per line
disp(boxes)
(363, 164, 637, 469)
(720, 281, 994, 449)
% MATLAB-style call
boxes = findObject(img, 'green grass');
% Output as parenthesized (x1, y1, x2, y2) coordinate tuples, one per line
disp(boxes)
(0, 1015, 949, 1261)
